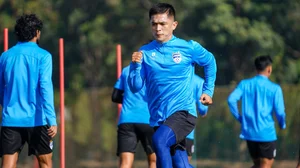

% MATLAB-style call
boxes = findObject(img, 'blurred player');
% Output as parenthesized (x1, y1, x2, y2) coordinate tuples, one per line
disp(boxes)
(112, 65, 156, 168)
(297, 147, 300, 168)
(129, 3, 217, 167)
(0, 14, 57, 168)
(186, 74, 208, 162)
(228, 55, 286, 168)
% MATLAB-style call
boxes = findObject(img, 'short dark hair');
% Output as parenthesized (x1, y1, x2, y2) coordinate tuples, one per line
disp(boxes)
(254, 55, 273, 71)
(14, 14, 43, 42)
(149, 3, 176, 20)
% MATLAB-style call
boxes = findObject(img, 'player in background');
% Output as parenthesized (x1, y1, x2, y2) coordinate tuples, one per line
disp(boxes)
(297, 147, 300, 168)
(112, 65, 156, 168)
(228, 55, 286, 168)
(129, 3, 217, 167)
(186, 74, 208, 162)
(0, 14, 57, 168)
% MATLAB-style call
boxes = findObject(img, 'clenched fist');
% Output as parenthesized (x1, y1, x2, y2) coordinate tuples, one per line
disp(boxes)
(200, 93, 213, 105)
(132, 51, 143, 63)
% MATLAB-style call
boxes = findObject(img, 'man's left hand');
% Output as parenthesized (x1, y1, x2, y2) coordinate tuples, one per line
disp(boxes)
(200, 93, 213, 105)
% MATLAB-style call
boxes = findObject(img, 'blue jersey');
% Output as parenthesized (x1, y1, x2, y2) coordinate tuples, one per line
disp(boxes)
(0, 42, 56, 127)
(129, 36, 216, 127)
(228, 75, 286, 141)
(186, 74, 208, 140)
(114, 66, 150, 125)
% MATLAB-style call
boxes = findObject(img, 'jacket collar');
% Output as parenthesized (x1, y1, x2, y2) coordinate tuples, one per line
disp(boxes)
(17, 41, 38, 46)
(154, 35, 176, 46)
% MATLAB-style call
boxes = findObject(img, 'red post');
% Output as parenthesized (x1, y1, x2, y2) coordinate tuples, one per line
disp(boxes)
(59, 38, 65, 168)
(116, 44, 122, 118)
(4, 28, 8, 51)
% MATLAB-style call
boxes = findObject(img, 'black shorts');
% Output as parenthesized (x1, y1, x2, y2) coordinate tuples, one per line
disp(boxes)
(246, 140, 276, 159)
(117, 123, 155, 156)
(186, 138, 194, 156)
(164, 111, 197, 144)
(0, 126, 53, 156)
(154, 111, 197, 155)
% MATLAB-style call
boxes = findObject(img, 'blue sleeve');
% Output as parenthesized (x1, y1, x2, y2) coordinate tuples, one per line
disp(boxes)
(39, 54, 57, 126)
(197, 101, 208, 116)
(191, 41, 217, 97)
(0, 55, 4, 106)
(194, 79, 208, 116)
(227, 82, 243, 123)
(128, 60, 146, 93)
(273, 87, 286, 129)
(114, 69, 125, 90)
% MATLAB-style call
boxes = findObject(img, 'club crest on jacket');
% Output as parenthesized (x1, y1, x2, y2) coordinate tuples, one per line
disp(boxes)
(172, 52, 182, 63)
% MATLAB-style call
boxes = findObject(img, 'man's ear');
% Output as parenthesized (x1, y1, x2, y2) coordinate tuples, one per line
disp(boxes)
(172, 21, 178, 30)
(36, 30, 41, 37)
(267, 66, 272, 75)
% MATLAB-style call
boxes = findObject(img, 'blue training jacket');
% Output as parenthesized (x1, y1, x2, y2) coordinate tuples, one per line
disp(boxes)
(0, 42, 57, 127)
(114, 65, 150, 125)
(128, 35, 216, 127)
(228, 75, 286, 141)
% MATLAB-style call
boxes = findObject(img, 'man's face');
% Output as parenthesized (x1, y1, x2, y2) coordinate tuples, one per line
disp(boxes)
(150, 12, 178, 43)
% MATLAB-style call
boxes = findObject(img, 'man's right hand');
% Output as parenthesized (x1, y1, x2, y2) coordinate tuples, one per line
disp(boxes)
(48, 125, 57, 138)
(132, 51, 143, 63)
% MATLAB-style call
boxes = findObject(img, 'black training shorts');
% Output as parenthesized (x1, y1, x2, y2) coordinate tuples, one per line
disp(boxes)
(154, 110, 197, 155)
(246, 140, 276, 159)
(186, 138, 194, 156)
(117, 123, 155, 156)
(0, 125, 53, 156)
(164, 110, 197, 144)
